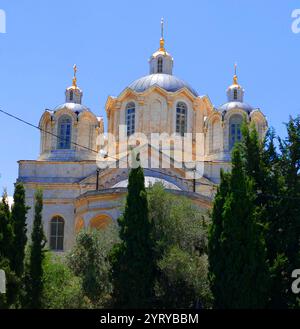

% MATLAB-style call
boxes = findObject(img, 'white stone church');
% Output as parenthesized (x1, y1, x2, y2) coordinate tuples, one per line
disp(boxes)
(17, 24, 267, 252)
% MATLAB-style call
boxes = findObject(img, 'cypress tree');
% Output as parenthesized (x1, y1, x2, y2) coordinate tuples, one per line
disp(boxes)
(277, 116, 300, 308)
(209, 146, 269, 308)
(242, 117, 300, 308)
(0, 191, 17, 308)
(110, 166, 155, 308)
(0, 190, 14, 261)
(11, 183, 28, 277)
(208, 170, 230, 308)
(25, 189, 46, 309)
(240, 123, 291, 308)
(279, 117, 300, 265)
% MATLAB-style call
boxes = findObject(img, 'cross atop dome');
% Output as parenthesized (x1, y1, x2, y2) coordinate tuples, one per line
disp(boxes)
(227, 63, 244, 102)
(233, 63, 238, 85)
(149, 18, 174, 75)
(72, 64, 78, 88)
(159, 18, 165, 52)
(65, 64, 82, 104)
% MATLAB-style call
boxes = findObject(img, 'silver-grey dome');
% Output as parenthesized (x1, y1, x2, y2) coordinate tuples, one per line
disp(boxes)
(219, 101, 253, 113)
(53, 102, 90, 113)
(128, 73, 199, 97)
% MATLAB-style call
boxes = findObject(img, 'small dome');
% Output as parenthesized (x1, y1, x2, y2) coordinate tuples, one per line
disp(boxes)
(128, 73, 199, 97)
(227, 83, 243, 91)
(66, 85, 82, 92)
(151, 49, 172, 59)
(219, 101, 253, 113)
(219, 65, 254, 113)
(54, 102, 90, 113)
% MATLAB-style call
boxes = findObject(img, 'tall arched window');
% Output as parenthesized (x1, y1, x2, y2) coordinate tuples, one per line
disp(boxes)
(69, 90, 73, 101)
(57, 115, 72, 149)
(157, 57, 163, 73)
(126, 102, 135, 136)
(50, 216, 64, 251)
(211, 118, 221, 152)
(229, 114, 243, 149)
(176, 102, 188, 136)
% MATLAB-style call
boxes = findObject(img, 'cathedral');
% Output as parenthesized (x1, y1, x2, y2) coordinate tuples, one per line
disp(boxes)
(17, 23, 267, 252)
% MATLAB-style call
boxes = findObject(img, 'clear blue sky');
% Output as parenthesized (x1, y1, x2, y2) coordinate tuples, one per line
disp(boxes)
(0, 0, 300, 195)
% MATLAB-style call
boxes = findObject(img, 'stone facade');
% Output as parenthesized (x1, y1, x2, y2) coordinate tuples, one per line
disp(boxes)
(18, 34, 267, 252)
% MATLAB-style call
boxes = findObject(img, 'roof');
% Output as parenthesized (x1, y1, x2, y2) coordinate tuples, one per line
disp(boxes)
(128, 73, 199, 97)
(53, 102, 90, 113)
(218, 101, 253, 113)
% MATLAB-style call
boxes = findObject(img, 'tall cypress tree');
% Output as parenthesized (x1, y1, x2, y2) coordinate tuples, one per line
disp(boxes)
(239, 120, 300, 308)
(209, 146, 269, 308)
(0, 192, 14, 308)
(279, 117, 300, 265)
(0, 191, 14, 261)
(277, 116, 300, 308)
(110, 166, 155, 308)
(11, 183, 28, 278)
(208, 170, 230, 308)
(25, 189, 46, 309)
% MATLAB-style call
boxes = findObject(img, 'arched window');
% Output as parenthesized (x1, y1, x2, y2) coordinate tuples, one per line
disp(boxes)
(233, 89, 238, 100)
(57, 115, 72, 149)
(50, 216, 64, 251)
(229, 114, 243, 149)
(176, 102, 188, 136)
(157, 57, 163, 73)
(69, 90, 73, 101)
(126, 102, 135, 136)
(211, 118, 221, 152)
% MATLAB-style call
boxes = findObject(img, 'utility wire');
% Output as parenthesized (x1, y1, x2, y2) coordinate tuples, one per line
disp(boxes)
(1, 108, 300, 200)
(0, 108, 206, 186)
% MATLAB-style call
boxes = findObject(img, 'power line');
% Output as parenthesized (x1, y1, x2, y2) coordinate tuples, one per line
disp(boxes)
(0, 108, 207, 187)
(1, 108, 300, 200)
(0, 108, 99, 154)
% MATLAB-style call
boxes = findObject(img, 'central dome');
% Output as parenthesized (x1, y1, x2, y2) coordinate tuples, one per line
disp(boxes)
(128, 73, 199, 97)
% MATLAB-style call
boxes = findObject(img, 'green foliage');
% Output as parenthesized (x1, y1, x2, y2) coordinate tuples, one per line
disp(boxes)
(110, 167, 155, 309)
(148, 183, 211, 308)
(268, 253, 290, 308)
(276, 116, 300, 307)
(148, 183, 208, 256)
(0, 257, 19, 309)
(68, 224, 119, 307)
(157, 246, 211, 309)
(0, 191, 19, 308)
(0, 190, 14, 262)
(278, 117, 300, 263)
(11, 183, 28, 278)
(42, 253, 89, 309)
(209, 146, 269, 309)
(240, 117, 300, 308)
(24, 189, 46, 308)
